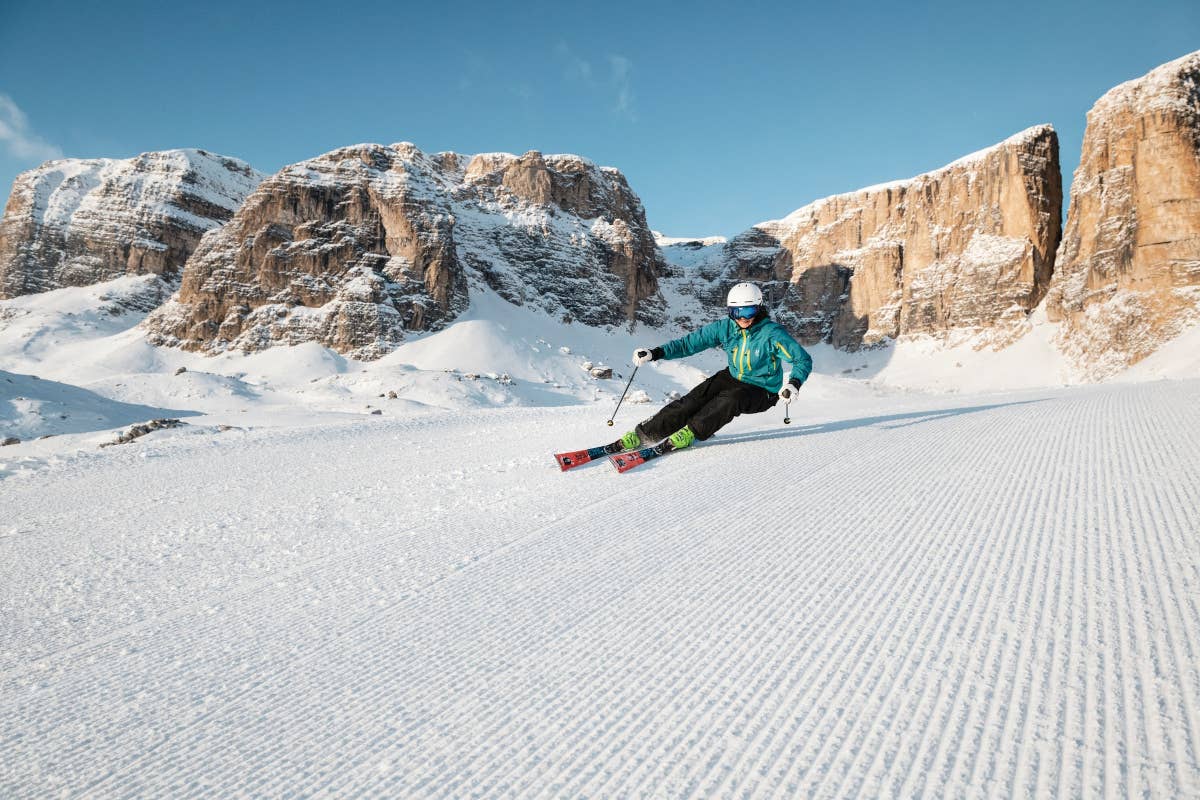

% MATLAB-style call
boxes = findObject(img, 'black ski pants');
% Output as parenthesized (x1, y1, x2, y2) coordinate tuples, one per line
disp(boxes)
(638, 369, 778, 442)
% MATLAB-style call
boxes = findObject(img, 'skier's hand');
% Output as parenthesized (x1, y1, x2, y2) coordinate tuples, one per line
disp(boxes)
(778, 378, 802, 401)
(632, 347, 655, 366)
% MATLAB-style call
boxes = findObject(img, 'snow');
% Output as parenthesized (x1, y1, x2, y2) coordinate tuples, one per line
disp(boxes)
(20, 149, 262, 231)
(962, 231, 1028, 264)
(1091, 49, 1200, 117)
(2, 278, 1200, 797)
(461, 150, 602, 171)
(1115, 318, 1200, 382)
(0, 370, 195, 440)
(941, 124, 1053, 170)
(841, 305, 1070, 393)
(36, 159, 109, 228)
(653, 231, 728, 247)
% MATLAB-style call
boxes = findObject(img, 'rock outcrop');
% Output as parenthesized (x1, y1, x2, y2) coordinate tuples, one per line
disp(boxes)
(778, 125, 1062, 348)
(0, 150, 264, 299)
(145, 143, 661, 359)
(1046, 51, 1200, 378)
(664, 126, 1063, 349)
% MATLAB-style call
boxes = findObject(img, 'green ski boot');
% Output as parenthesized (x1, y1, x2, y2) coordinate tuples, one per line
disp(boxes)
(666, 425, 695, 451)
(619, 430, 642, 451)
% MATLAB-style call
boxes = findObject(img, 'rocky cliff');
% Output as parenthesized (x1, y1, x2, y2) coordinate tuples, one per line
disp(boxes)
(0, 150, 264, 299)
(10, 53, 1200, 380)
(144, 143, 662, 359)
(663, 126, 1063, 350)
(1046, 51, 1200, 378)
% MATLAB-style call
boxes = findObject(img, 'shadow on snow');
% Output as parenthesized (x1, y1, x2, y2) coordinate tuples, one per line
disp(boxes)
(703, 398, 1047, 450)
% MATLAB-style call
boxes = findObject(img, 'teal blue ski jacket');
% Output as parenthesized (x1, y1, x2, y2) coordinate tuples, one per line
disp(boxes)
(657, 316, 813, 392)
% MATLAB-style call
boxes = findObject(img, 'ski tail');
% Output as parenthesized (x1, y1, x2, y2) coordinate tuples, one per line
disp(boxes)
(553, 439, 629, 471)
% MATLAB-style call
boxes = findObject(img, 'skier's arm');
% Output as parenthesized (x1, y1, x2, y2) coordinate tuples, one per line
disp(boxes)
(656, 320, 725, 361)
(773, 330, 813, 386)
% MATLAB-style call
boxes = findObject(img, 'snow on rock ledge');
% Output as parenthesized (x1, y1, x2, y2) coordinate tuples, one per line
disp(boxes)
(0, 150, 264, 299)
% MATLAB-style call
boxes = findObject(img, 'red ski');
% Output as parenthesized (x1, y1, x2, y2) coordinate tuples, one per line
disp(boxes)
(553, 439, 629, 471)
(609, 443, 672, 473)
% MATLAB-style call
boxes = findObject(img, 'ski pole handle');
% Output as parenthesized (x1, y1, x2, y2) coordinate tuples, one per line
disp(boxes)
(606, 365, 639, 426)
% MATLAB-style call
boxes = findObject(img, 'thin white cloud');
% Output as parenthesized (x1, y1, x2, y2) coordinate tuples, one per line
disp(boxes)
(0, 94, 63, 163)
(608, 55, 636, 120)
(556, 42, 593, 82)
(556, 44, 636, 122)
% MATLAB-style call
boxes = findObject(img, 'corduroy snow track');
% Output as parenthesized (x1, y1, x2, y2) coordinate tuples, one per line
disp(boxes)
(2, 380, 1199, 797)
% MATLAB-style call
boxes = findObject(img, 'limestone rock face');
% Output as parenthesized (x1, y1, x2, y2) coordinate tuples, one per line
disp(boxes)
(145, 144, 661, 359)
(1046, 51, 1200, 378)
(0, 150, 264, 299)
(458, 150, 663, 326)
(662, 127, 1063, 349)
(774, 126, 1062, 348)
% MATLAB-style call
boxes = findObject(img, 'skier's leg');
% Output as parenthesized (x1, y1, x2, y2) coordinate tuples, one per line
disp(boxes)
(634, 370, 727, 442)
(686, 377, 778, 440)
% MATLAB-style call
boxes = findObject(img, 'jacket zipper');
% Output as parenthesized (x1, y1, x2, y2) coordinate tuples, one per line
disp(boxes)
(738, 329, 750, 379)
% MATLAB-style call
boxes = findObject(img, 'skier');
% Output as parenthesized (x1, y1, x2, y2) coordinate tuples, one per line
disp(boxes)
(620, 281, 812, 452)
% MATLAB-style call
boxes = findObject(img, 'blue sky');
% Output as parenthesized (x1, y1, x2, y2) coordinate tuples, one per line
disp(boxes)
(1, 0, 1197, 237)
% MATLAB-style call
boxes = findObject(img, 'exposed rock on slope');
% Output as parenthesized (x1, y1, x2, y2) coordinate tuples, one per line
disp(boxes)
(776, 125, 1062, 348)
(0, 150, 264, 299)
(145, 144, 661, 359)
(1046, 51, 1200, 379)
(663, 126, 1063, 349)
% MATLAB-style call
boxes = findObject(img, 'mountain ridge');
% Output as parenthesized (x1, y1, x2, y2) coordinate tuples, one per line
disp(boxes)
(2, 51, 1198, 381)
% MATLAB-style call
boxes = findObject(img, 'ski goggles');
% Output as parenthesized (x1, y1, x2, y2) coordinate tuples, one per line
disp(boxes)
(727, 304, 759, 320)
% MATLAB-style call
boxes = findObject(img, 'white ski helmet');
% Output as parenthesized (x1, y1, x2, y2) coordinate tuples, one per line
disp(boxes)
(726, 282, 763, 308)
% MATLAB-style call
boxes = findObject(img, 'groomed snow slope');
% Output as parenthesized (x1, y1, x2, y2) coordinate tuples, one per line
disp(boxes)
(3, 379, 1199, 798)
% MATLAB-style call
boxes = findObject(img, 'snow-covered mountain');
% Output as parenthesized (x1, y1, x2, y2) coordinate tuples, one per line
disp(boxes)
(0, 271, 704, 449)
(0, 150, 264, 298)
(142, 144, 662, 360)
(0, 53, 1197, 391)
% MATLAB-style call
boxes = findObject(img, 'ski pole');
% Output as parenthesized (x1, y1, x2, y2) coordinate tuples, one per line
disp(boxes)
(606, 365, 639, 426)
(775, 281, 794, 427)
